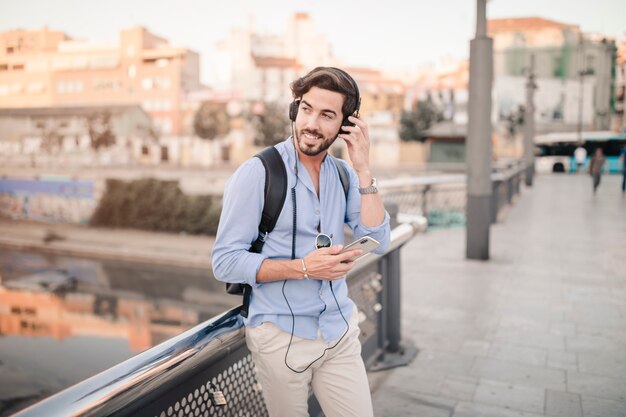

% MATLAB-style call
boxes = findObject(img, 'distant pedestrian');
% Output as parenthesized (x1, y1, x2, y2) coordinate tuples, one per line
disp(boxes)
(588, 148, 606, 193)
(619, 145, 626, 193)
(574, 145, 587, 173)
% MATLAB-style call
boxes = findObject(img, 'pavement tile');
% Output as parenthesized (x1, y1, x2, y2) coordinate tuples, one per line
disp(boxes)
(492, 329, 565, 351)
(452, 401, 545, 417)
(470, 357, 566, 391)
(566, 371, 626, 402)
(413, 350, 476, 376)
(565, 333, 624, 353)
(580, 395, 626, 417)
(374, 390, 456, 417)
(473, 380, 545, 414)
(577, 351, 626, 379)
(440, 375, 479, 402)
(460, 340, 491, 357)
(497, 315, 550, 333)
(546, 351, 578, 372)
(379, 366, 446, 396)
(545, 390, 582, 417)
(548, 322, 576, 337)
(488, 343, 547, 367)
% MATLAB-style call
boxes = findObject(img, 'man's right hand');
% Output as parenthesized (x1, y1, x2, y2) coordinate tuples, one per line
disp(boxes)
(303, 245, 362, 280)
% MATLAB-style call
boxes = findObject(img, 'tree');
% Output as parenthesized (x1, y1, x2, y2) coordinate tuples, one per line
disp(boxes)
(398, 99, 444, 142)
(36, 119, 64, 153)
(250, 101, 290, 147)
(86, 111, 116, 150)
(504, 104, 525, 139)
(193, 101, 230, 140)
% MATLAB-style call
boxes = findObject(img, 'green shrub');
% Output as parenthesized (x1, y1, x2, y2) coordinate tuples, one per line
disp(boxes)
(90, 178, 222, 235)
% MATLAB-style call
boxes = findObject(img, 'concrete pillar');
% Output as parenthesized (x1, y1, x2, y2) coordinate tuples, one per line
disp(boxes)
(523, 54, 537, 186)
(466, 0, 493, 260)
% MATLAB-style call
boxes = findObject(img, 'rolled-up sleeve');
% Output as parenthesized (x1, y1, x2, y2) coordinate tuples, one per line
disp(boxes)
(211, 159, 267, 287)
(343, 163, 391, 254)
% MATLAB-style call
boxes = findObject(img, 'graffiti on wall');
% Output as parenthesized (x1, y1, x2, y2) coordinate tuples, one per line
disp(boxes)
(0, 178, 96, 224)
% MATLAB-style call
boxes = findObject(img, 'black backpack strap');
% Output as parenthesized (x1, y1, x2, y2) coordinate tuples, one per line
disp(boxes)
(329, 155, 350, 198)
(230, 146, 288, 318)
(252, 146, 288, 252)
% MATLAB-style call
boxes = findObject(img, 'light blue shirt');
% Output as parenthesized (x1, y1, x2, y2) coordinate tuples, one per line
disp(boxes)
(211, 138, 391, 343)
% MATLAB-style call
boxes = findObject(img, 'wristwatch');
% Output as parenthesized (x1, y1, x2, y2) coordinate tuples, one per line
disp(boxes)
(358, 177, 378, 195)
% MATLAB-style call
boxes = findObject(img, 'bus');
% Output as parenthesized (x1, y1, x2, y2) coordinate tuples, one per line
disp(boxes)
(534, 131, 626, 174)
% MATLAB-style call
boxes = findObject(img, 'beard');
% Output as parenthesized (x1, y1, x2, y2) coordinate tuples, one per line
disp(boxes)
(295, 128, 338, 156)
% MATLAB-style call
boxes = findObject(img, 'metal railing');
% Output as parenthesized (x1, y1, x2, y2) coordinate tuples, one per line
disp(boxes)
(380, 160, 526, 228)
(13, 162, 527, 417)
(13, 223, 419, 417)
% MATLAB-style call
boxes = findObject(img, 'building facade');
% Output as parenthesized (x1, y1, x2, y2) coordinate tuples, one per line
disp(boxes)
(0, 105, 155, 168)
(488, 17, 617, 131)
(0, 27, 200, 135)
(210, 13, 330, 104)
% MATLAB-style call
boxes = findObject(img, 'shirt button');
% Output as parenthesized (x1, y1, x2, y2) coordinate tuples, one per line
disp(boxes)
(315, 210, 320, 215)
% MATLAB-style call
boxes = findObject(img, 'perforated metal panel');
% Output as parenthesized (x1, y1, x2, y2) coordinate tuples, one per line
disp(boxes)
(155, 355, 268, 417)
(348, 269, 382, 343)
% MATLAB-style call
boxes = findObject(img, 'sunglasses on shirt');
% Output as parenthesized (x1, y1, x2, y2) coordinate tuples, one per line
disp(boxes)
(315, 233, 333, 249)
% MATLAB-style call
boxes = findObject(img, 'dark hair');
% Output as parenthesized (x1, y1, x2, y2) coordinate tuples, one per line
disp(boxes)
(290, 67, 358, 119)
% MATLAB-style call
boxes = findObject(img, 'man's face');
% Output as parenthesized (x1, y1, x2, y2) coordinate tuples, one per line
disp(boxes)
(294, 86, 345, 157)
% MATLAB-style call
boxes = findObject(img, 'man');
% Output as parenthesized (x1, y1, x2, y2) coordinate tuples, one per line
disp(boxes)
(574, 145, 587, 173)
(619, 145, 626, 193)
(212, 67, 390, 417)
(588, 147, 606, 193)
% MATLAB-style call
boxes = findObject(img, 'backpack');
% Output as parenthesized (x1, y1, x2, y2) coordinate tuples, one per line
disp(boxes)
(226, 146, 350, 317)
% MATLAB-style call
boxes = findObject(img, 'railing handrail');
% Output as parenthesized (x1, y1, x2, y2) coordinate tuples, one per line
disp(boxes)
(379, 160, 525, 190)
(13, 307, 245, 417)
(13, 222, 421, 417)
(491, 160, 526, 182)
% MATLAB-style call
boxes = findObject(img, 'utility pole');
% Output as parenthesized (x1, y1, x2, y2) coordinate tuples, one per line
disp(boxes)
(466, 0, 493, 260)
(577, 33, 585, 145)
(523, 54, 537, 186)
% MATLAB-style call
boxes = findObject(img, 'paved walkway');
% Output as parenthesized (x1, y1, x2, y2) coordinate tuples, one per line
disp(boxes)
(372, 174, 626, 417)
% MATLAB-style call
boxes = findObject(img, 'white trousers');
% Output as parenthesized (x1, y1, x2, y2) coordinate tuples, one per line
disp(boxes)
(245, 309, 374, 417)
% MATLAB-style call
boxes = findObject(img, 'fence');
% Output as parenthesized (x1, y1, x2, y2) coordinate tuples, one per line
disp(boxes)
(13, 223, 418, 417)
(379, 160, 526, 227)
(13, 161, 526, 417)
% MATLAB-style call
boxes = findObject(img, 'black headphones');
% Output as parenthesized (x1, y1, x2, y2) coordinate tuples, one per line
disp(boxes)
(288, 67, 361, 128)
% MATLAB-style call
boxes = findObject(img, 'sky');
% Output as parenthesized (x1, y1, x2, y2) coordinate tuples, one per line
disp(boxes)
(1, 0, 625, 84)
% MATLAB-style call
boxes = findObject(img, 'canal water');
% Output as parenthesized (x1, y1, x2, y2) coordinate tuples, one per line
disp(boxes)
(0, 248, 237, 416)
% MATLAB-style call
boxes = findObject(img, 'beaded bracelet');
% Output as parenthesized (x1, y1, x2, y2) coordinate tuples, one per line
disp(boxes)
(301, 258, 309, 279)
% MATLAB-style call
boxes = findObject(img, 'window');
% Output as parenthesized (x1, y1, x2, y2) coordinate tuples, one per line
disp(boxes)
(93, 79, 121, 91)
(585, 55, 595, 75)
(56, 80, 83, 93)
(10, 83, 23, 94)
(27, 82, 45, 93)
(142, 77, 170, 90)
(142, 78, 154, 90)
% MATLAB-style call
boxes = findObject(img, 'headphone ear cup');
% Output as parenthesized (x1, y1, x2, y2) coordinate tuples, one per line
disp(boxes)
(341, 114, 355, 128)
(289, 100, 299, 122)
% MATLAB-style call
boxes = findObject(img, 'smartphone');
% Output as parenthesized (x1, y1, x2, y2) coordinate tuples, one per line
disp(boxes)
(340, 236, 380, 262)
